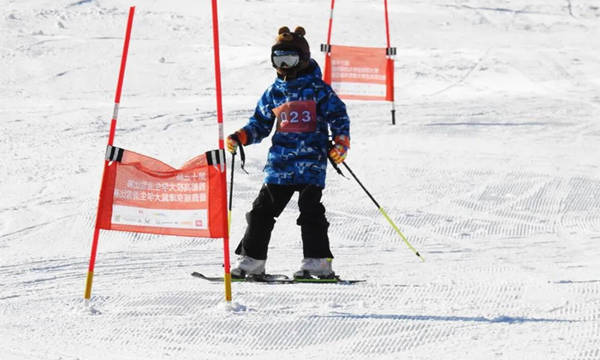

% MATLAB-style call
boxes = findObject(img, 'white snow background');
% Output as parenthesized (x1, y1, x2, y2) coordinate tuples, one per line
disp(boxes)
(2, 0, 600, 359)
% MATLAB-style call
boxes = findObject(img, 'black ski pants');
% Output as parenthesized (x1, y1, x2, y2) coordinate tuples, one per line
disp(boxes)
(234, 183, 333, 260)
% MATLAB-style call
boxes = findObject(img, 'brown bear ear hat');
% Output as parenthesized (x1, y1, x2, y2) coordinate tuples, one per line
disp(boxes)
(271, 26, 310, 62)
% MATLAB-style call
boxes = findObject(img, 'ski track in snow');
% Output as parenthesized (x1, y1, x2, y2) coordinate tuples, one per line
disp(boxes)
(2, 0, 600, 359)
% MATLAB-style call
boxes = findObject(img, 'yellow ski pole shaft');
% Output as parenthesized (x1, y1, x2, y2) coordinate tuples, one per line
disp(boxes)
(341, 161, 424, 262)
(378, 207, 424, 262)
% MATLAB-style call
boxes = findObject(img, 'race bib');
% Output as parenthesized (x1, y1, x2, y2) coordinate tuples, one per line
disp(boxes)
(273, 100, 317, 133)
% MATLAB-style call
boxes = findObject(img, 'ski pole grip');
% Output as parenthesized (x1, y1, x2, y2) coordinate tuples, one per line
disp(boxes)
(327, 140, 344, 176)
(229, 133, 247, 173)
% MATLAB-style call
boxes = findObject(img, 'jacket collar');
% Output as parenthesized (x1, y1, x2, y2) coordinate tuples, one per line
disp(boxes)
(274, 59, 322, 86)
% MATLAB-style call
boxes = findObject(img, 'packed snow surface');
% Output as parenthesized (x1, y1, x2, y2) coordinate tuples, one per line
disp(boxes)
(1, 0, 600, 359)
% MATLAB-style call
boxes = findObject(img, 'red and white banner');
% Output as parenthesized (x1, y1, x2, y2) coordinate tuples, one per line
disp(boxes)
(325, 45, 394, 101)
(97, 147, 227, 238)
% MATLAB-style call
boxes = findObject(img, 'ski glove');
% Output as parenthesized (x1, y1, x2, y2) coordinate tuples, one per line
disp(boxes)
(226, 130, 248, 154)
(328, 135, 350, 164)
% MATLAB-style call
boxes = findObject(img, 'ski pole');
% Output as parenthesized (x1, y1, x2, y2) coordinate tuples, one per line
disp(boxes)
(228, 151, 236, 231)
(341, 161, 425, 262)
(227, 140, 247, 232)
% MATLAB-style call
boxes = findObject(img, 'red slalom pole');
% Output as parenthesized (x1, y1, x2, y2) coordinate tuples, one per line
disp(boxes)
(383, 0, 391, 48)
(323, 0, 335, 84)
(326, 0, 335, 46)
(210, 0, 232, 302)
(383, 0, 396, 125)
(85, 6, 135, 300)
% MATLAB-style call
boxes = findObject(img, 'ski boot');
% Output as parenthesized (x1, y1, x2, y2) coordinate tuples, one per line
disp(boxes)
(293, 258, 335, 279)
(231, 256, 266, 279)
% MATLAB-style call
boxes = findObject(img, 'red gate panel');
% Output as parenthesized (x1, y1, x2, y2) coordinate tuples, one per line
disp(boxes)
(325, 45, 394, 101)
(97, 147, 226, 238)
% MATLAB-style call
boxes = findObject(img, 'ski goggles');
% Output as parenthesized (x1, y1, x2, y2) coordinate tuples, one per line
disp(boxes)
(271, 50, 300, 69)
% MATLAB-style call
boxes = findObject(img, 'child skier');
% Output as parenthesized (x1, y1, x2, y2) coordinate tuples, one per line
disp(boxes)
(226, 26, 350, 279)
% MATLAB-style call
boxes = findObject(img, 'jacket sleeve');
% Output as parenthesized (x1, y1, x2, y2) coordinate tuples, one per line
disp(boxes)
(241, 88, 275, 145)
(322, 87, 350, 140)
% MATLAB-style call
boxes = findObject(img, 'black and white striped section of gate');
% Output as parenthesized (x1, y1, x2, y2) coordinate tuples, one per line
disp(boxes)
(206, 149, 226, 172)
(105, 145, 124, 162)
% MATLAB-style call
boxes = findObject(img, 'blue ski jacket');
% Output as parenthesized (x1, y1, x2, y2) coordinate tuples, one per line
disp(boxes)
(241, 60, 350, 188)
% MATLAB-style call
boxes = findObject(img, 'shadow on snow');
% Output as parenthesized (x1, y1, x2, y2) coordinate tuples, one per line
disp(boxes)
(313, 312, 575, 324)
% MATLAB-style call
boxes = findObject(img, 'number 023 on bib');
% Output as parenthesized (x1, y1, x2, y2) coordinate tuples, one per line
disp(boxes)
(273, 100, 317, 133)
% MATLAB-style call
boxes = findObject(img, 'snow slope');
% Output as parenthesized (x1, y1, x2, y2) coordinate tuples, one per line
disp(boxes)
(1, 0, 600, 359)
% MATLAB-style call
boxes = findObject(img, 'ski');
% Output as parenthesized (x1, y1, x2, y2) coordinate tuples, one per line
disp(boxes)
(191, 272, 293, 284)
(292, 276, 365, 285)
(191, 272, 364, 284)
